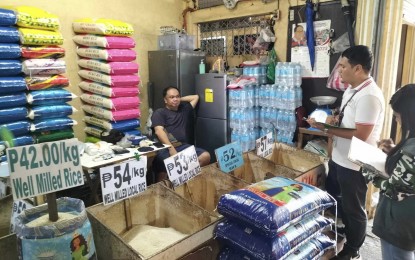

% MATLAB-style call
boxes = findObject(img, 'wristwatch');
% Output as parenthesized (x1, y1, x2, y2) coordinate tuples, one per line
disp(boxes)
(323, 128, 329, 134)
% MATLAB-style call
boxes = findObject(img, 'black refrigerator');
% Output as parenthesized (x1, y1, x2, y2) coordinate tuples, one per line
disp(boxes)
(148, 50, 205, 110)
(195, 73, 230, 162)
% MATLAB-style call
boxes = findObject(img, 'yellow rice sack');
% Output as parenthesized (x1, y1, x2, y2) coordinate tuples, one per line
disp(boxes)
(9, 6, 60, 31)
(19, 28, 63, 46)
(73, 18, 134, 36)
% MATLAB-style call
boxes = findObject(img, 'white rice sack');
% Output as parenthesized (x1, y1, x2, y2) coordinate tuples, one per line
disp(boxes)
(72, 34, 135, 49)
(22, 58, 66, 75)
(78, 80, 139, 97)
(76, 47, 136, 62)
(78, 69, 139, 87)
(77, 59, 138, 75)
(80, 93, 139, 110)
(72, 18, 134, 36)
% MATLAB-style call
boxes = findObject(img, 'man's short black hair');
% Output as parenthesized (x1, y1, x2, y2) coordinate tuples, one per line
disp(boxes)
(341, 45, 373, 73)
(163, 86, 180, 98)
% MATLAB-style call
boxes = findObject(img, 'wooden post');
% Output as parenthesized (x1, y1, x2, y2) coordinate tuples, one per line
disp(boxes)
(46, 193, 58, 222)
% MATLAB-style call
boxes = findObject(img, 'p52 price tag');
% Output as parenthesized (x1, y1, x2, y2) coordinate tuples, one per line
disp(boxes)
(215, 142, 243, 173)
(100, 156, 147, 205)
(256, 132, 273, 158)
(164, 145, 201, 187)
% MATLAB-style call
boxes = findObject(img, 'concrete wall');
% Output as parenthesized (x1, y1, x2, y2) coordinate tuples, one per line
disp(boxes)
(2, 0, 185, 141)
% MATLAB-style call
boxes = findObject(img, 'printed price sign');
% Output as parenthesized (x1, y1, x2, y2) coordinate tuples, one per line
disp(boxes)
(7, 138, 83, 200)
(215, 142, 243, 173)
(164, 146, 201, 187)
(256, 132, 273, 158)
(100, 156, 147, 205)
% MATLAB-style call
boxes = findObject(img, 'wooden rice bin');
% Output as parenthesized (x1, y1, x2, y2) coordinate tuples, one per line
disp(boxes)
(87, 183, 219, 260)
(0, 195, 18, 260)
(264, 142, 327, 188)
(173, 165, 249, 217)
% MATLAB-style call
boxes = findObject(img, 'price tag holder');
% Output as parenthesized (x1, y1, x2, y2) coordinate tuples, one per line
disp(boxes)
(100, 156, 147, 205)
(6, 138, 83, 201)
(215, 142, 243, 173)
(256, 132, 273, 158)
(164, 145, 201, 187)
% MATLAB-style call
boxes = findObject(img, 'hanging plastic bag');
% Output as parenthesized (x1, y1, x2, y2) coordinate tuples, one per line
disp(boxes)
(326, 56, 350, 91)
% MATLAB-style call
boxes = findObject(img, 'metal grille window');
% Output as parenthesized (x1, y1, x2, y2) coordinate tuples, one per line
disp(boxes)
(198, 15, 270, 58)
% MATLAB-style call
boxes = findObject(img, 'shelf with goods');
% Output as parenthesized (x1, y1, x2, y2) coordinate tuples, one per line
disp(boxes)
(72, 19, 141, 142)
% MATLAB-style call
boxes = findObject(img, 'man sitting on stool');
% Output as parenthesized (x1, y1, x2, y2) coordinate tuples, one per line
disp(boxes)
(151, 86, 211, 182)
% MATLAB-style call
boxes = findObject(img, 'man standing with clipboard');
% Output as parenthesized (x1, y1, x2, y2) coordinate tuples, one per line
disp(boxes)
(308, 45, 385, 260)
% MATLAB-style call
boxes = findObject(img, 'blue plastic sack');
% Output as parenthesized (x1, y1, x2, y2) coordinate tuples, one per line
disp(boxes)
(111, 119, 140, 131)
(0, 107, 27, 124)
(215, 215, 333, 260)
(123, 129, 141, 136)
(217, 177, 336, 235)
(0, 60, 22, 76)
(0, 26, 19, 43)
(12, 135, 35, 147)
(0, 77, 26, 94)
(285, 234, 336, 260)
(27, 89, 75, 105)
(0, 93, 27, 109)
(218, 234, 336, 260)
(28, 105, 75, 119)
(0, 8, 17, 26)
(31, 117, 76, 132)
(0, 43, 21, 59)
(1, 121, 30, 136)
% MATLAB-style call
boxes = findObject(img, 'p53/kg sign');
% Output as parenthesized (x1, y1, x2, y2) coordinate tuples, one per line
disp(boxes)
(215, 142, 243, 173)
(164, 145, 201, 187)
(256, 132, 273, 158)
(100, 157, 147, 205)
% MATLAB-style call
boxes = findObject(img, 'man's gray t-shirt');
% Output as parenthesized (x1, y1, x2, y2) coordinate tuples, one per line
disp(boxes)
(151, 102, 193, 143)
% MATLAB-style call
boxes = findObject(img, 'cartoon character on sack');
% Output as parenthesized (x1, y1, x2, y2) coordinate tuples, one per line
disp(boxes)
(262, 183, 304, 204)
(70, 233, 92, 260)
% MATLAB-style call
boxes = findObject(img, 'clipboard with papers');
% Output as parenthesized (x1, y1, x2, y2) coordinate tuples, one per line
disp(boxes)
(348, 136, 389, 179)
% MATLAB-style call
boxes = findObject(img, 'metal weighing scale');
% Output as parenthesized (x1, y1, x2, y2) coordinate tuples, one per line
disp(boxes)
(309, 96, 337, 124)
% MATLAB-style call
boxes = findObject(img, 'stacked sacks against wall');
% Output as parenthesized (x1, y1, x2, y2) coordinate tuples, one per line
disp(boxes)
(0, 7, 30, 162)
(1, 6, 77, 147)
(216, 177, 337, 260)
(72, 19, 141, 142)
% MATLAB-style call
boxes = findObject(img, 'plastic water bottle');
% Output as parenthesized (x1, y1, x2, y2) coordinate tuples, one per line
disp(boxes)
(241, 129, 249, 152)
(287, 63, 295, 87)
(288, 111, 296, 132)
(280, 62, 287, 86)
(259, 107, 265, 128)
(295, 86, 303, 108)
(231, 128, 239, 143)
(274, 62, 281, 85)
(281, 86, 288, 109)
(294, 63, 302, 86)
(288, 86, 296, 110)
(254, 106, 260, 128)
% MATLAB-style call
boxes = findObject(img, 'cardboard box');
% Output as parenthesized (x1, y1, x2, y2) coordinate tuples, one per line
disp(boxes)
(87, 183, 219, 260)
(173, 165, 248, 217)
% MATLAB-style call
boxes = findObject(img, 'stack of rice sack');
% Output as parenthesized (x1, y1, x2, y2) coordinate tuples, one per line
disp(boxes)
(72, 18, 141, 142)
(4, 6, 76, 147)
(0, 7, 28, 162)
(215, 177, 337, 260)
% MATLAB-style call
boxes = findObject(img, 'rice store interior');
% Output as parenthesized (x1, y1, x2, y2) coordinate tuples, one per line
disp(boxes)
(1, 0, 415, 259)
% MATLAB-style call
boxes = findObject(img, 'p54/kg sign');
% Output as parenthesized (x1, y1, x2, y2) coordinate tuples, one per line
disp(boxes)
(164, 145, 201, 187)
(100, 156, 147, 205)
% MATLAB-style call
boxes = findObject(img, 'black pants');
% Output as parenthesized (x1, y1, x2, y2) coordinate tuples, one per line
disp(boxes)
(326, 160, 368, 252)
